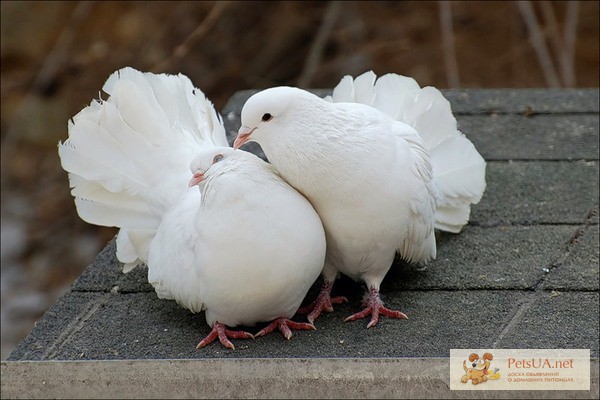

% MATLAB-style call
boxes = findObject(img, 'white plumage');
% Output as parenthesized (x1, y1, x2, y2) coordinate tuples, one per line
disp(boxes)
(235, 71, 486, 328)
(58, 67, 326, 348)
(325, 72, 486, 234)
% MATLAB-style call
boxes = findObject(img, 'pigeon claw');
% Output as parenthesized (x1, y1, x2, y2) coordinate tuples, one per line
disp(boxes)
(255, 318, 316, 340)
(306, 296, 348, 324)
(344, 286, 408, 328)
(344, 304, 408, 328)
(296, 281, 347, 323)
(196, 321, 254, 350)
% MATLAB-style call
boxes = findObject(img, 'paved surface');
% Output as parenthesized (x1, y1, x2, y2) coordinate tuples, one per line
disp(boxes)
(3, 89, 599, 398)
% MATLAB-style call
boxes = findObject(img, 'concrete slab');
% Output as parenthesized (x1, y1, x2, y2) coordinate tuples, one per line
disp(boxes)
(542, 225, 600, 291)
(67, 225, 580, 295)
(458, 114, 599, 161)
(70, 241, 153, 293)
(9, 290, 530, 360)
(471, 161, 599, 226)
(3, 358, 598, 399)
(440, 88, 600, 114)
(388, 225, 576, 290)
(496, 292, 599, 357)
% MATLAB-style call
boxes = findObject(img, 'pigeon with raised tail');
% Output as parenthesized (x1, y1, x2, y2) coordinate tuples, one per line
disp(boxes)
(235, 71, 486, 328)
(58, 67, 326, 348)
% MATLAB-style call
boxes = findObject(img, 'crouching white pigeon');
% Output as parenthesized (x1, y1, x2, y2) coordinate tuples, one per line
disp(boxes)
(234, 71, 486, 328)
(58, 67, 326, 349)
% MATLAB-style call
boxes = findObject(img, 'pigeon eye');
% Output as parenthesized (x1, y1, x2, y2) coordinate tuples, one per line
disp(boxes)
(261, 113, 273, 122)
(212, 154, 224, 163)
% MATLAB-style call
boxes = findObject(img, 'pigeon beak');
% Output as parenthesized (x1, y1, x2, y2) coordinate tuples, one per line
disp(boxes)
(188, 172, 205, 187)
(233, 126, 254, 150)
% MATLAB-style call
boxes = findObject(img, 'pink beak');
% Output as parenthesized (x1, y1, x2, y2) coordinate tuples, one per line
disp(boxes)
(233, 126, 254, 150)
(188, 172, 205, 187)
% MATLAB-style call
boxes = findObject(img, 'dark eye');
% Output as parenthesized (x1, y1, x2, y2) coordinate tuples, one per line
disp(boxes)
(261, 113, 273, 122)
(213, 154, 224, 163)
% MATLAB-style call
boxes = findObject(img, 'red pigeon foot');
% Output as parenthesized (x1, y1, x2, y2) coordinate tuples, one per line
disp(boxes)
(344, 286, 408, 328)
(196, 322, 254, 350)
(296, 281, 348, 323)
(255, 318, 316, 340)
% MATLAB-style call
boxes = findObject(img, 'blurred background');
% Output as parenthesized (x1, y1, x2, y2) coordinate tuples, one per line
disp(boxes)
(1, 1, 598, 359)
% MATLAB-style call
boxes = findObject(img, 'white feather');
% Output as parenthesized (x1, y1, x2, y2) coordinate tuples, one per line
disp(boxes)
(372, 74, 420, 120)
(331, 71, 486, 233)
(329, 75, 354, 102)
(351, 71, 377, 103)
(58, 67, 225, 267)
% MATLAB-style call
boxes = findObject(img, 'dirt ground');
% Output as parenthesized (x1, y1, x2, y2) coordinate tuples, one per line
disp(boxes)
(1, 1, 598, 359)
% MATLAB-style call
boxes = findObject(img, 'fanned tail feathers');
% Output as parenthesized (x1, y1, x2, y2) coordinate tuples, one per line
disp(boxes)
(58, 67, 227, 269)
(326, 71, 486, 233)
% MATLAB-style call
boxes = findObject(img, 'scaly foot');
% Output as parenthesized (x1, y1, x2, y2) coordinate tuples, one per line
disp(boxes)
(344, 286, 408, 328)
(196, 321, 254, 350)
(296, 281, 348, 323)
(255, 318, 315, 340)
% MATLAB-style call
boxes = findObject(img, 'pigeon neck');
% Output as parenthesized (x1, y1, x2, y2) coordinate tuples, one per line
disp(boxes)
(263, 104, 356, 201)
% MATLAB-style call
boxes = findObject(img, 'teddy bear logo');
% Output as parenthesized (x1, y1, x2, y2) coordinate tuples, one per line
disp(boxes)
(460, 352, 501, 384)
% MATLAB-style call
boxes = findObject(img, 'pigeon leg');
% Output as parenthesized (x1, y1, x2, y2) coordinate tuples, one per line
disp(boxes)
(255, 318, 316, 340)
(344, 286, 408, 328)
(196, 322, 254, 350)
(296, 280, 348, 323)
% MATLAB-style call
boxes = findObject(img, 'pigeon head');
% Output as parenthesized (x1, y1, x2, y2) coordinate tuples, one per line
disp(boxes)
(188, 146, 236, 187)
(234, 86, 317, 150)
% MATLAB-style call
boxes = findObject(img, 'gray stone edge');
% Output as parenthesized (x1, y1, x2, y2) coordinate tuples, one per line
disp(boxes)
(1, 358, 598, 399)
(222, 88, 600, 116)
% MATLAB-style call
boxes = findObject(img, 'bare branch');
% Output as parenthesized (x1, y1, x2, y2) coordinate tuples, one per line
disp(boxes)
(438, 1, 460, 88)
(36, 2, 95, 92)
(297, 1, 342, 88)
(151, 1, 232, 73)
(516, 1, 561, 87)
(564, 1, 580, 87)
(540, 1, 568, 86)
(540, 1, 575, 87)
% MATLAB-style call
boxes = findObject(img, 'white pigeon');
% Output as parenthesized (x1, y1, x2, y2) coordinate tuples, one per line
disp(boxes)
(234, 71, 486, 328)
(58, 67, 326, 349)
